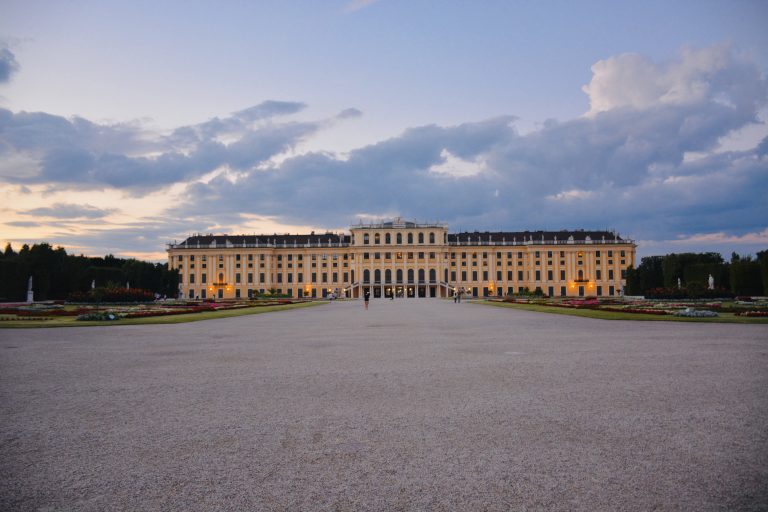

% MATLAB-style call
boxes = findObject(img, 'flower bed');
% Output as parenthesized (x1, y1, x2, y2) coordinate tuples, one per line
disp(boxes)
(735, 311, 768, 317)
(674, 308, 718, 318)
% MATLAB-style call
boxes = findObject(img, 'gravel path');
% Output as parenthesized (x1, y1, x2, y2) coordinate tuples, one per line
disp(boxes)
(1, 299, 767, 511)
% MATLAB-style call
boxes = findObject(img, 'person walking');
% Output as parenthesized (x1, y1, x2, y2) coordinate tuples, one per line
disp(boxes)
(364, 290, 370, 310)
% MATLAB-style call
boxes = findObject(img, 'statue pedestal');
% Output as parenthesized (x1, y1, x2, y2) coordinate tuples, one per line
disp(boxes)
(26, 291, 34, 303)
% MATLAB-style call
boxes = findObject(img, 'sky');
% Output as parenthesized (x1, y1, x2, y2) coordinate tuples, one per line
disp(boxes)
(0, 0, 767, 261)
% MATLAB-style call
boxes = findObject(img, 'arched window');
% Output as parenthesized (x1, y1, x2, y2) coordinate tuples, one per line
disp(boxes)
(363, 234, 369, 245)
(351, 270, 355, 283)
(219, 272, 224, 283)
(363, 269, 370, 283)
(374, 233, 380, 244)
(578, 269, 584, 280)
(418, 233, 424, 244)
(418, 269, 425, 282)
(429, 269, 436, 282)
(396, 233, 402, 244)
(407, 269, 414, 283)
(385, 269, 392, 283)
(374, 269, 381, 283)
(407, 233, 413, 244)
(396, 269, 403, 283)
(385, 233, 391, 244)
(429, 232, 435, 244)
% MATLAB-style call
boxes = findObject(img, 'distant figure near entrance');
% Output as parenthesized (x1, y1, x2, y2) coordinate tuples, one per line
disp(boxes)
(364, 290, 370, 310)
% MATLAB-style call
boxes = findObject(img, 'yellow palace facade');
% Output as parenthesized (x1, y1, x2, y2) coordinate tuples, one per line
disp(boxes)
(167, 218, 635, 300)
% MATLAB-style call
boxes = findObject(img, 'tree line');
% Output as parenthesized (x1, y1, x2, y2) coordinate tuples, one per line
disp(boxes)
(626, 251, 768, 297)
(0, 243, 179, 301)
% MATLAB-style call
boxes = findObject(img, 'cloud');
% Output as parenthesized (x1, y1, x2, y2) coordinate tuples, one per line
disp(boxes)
(0, 100, 337, 191)
(21, 203, 116, 219)
(582, 45, 766, 117)
(2, 44, 766, 260)
(0, 48, 20, 83)
(344, 0, 381, 13)
(337, 108, 363, 119)
(168, 45, 767, 246)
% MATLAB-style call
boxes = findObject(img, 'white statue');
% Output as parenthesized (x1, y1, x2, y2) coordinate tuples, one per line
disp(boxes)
(708, 274, 714, 290)
(26, 275, 34, 303)
(126, 281, 130, 290)
(91, 279, 96, 289)
(677, 278, 681, 289)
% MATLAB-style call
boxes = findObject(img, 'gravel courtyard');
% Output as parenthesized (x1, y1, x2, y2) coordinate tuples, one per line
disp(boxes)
(1, 299, 767, 511)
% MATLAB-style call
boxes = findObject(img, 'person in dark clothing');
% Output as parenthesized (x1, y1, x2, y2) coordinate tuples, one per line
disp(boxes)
(364, 290, 370, 310)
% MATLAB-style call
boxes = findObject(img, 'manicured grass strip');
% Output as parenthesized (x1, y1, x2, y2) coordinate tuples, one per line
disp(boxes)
(473, 300, 768, 324)
(0, 301, 325, 328)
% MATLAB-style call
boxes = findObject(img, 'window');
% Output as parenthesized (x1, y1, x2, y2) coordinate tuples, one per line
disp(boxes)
(560, 286, 566, 296)
(451, 271, 456, 281)
(461, 270, 467, 281)
(535, 270, 540, 281)
(312, 272, 317, 283)
(364, 252, 369, 260)
(518, 270, 523, 280)
(418, 252, 424, 259)
(178, 255, 182, 261)
(408, 233, 413, 244)
(547, 251, 552, 258)
(418, 269, 425, 282)
(621, 269, 627, 279)
(518, 252, 523, 259)
(483, 270, 488, 280)
(235, 273, 241, 284)
(547, 270, 553, 280)
(609, 285, 615, 296)
(497, 270, 502, 280)
(385, 233, 391, 244)
(608, 250, 613, 257)
(374, 233, 380, 245)
(333, 272, 338, 283)
(418, 233, 424, 244)
(507, 271, 512, 280)
(322, 273, 328, 283)
(189, 274, 195, 284)
(472, 270, 478, 281)
(385, 252, 391, 259)
(408, 269, 414, 283)
(298, 274, 303, 283)
(597, 286, 602, 296)
(364, 234, 369, 244)
(429, 232, 435, 244)
(396, 233, 402, 244)
(596, 270, 601, 279)
(235, 254, 240, 261)
(363, 270, 370, 283)
(374, 252, 380, 259)
(343, 272, 348, 282)
(277, 274, 282, 283)
(609, 269, 614, 280)
(259, 273, 265, 283)
(560, 270, 565, 280)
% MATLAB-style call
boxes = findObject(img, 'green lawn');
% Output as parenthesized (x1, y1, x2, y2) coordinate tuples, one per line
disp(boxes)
(0, 301, 325, 328)
(474, 300, 768, 324)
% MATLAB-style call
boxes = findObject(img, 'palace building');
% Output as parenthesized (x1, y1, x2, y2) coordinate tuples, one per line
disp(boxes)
(167, 218, 635, 300)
